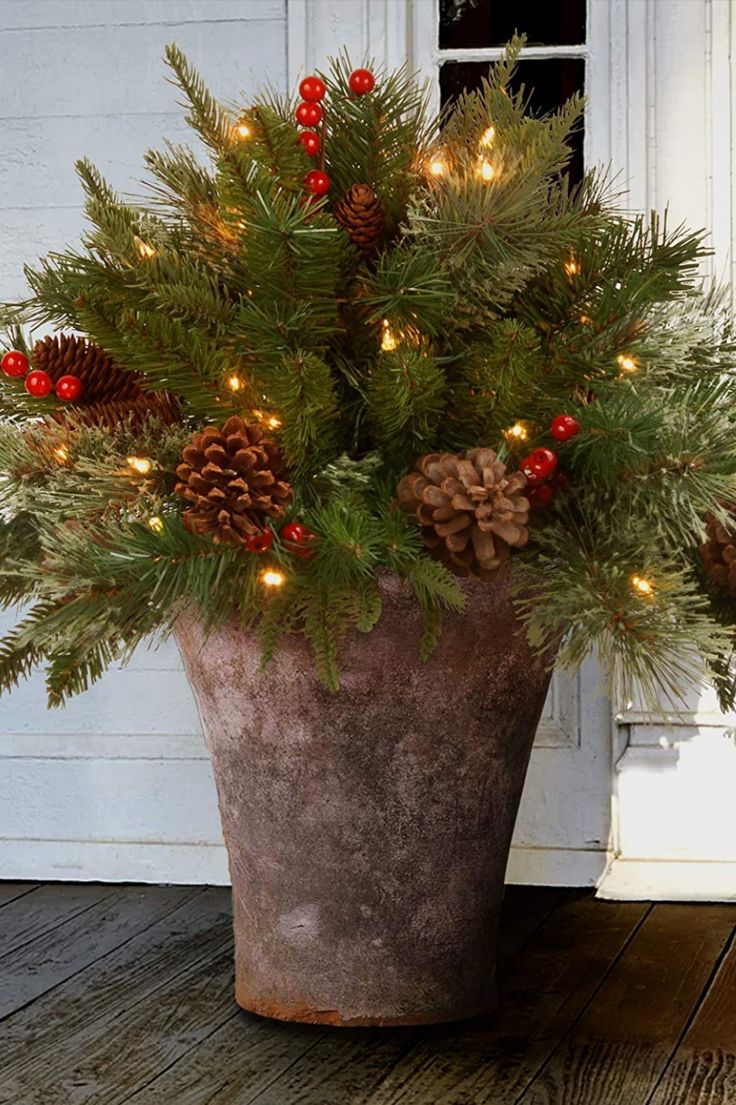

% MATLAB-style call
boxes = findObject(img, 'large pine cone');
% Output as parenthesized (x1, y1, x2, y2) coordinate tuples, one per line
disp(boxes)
(175, 416, 292, 545)
(700, 507, 736, 596)
(34, 334, 179, 429)
(334, 184, 385, 257)
(397, 449, 530, 580)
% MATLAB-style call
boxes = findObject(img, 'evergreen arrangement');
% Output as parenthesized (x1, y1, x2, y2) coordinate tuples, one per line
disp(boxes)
(2, 37, 736, 706)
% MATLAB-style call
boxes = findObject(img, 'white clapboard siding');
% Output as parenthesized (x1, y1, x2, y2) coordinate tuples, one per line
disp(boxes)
(0, 0, 285, 882)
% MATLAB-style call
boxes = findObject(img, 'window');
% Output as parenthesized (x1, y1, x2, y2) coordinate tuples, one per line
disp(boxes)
(435, 0, 589, 185)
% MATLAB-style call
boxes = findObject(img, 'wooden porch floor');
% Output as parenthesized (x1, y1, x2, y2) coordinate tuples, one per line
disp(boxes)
(1, 884, 735, 1104)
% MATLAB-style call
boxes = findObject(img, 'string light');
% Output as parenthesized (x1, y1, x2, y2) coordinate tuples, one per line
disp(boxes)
(480, 125, 496, 147)
(135, 238, 156, 260)
(265, 415, 282, 430)
(617, 353, 639, 374)
(260, 568, 286, 589)
(53, 444, 69, 463)
(148, 516, 164, 533)
(478, 159, 495, 182)
(381, 319, 398, 352)
(563, 255, 581, 277)
(226, 374, 244, 392)
(234, 121, 251, 139)
(428, 158, 446, 177)
(504, 422, 528, 442)
(127, 455, 152, 475)
(631, 574, 654, 597)
(579, 313, 591, 324)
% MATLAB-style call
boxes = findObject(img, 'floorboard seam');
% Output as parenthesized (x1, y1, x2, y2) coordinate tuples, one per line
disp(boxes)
(642, 920, 736, 1105)
(0, 886, 205, 1026)
(509, 901, 656, 1105)
(122, 1008, 244, 1104)
(0, 887, 121, 964)
(243, 1031, 334, 1105)
(0, 884, 41, 911)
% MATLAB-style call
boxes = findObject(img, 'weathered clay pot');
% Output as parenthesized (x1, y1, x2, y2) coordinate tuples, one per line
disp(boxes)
(175, 567, 553, 1026)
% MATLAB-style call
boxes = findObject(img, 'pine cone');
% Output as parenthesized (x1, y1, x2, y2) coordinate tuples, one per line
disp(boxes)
(700, 506, 736, 596)
(397, 449, 530, 580)
(175, 416, 292, 545)
(334, 184, 385, 257)
(34, 334, 179, 429)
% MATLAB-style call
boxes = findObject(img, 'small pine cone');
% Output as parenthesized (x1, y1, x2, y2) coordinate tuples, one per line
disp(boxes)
(334, 184, 385, 257)
(50, 391, 181, 432)
(397, 448, 530, 581)
(700, 506, 736, 596)
(175, 416, 292, 546)
(33, 334, 141, 404)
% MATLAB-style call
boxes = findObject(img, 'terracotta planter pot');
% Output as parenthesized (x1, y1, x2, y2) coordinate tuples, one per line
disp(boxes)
(175, 568, 553, 1027)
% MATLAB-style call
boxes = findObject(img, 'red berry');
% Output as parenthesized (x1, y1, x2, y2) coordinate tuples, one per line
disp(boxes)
(529, 483, 555, 510)
(295, 101, 323, 127)
(298, 130, 321, 157)
(349, 68, 376, 95)
(305, 169, 329, 196)
(55, 374, 84, 402)
(245, 529, 274, 554)
(520, 458, 547, 486)
(299, 75, 326, 102)
(1, 350, 29, 378)
(550, 414, 581, 442)
(530, 447, 558, 479)
(281, 521, 317, 558)
(24, 370, 53, 398)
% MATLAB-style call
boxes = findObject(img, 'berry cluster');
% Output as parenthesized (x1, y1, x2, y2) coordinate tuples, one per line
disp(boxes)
(520, 413, 580, 510)
(245, 520, 317, 557)
(294, 68, 376, 202)
(1, 350, 83, 402)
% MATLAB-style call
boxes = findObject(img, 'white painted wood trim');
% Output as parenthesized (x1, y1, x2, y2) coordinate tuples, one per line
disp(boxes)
(0, 837, 606, 889)
(598, 859, 736, 902)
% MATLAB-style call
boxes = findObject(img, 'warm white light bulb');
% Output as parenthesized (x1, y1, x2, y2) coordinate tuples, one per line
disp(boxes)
(381, 320, 398, 352)
(127, 455, 152, 475)
(260, 568, 286, 589)
(481, 125, 496, 147)
(266, 415, 282, 430)
(429, 159, 446, 177)
(563, 256, 581, 277)
(631, 574, 654, 596)
(226, 374, 244, 392)
(53, 444, 69, 463)
(617, 353, 638, 374)
(235, 122, 251, 139)
(479, 159, 495, 182)
(505, 423, 528, 442)
(148, 516, 164, 533)
(135, 238, 156, 260)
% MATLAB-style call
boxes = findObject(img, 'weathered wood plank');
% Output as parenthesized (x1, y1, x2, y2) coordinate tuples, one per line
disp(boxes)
(5, 944, 236, 1105)
(517, 904, 736, 1105)
(0, 883, 39, 910)
(649, 930, 736, 1105)
(229, 890, 592, 1105)
(0, 884, 196, 1020)
(0, 884, 113, 959)
(0, 887, 228, 1096)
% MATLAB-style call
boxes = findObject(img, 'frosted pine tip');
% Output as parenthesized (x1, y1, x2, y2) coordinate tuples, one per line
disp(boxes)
(381, 320, 398, 352)
(504, 423, 528, 442)
(480, 125, 496, 147)
(127, 456, 152, 475)
(148, 516, 164, 533)
(617, 353, 639, 374)
(631, 575, 654, 597)
(226, 374, 244, 392)
(260, 568, 286, 589)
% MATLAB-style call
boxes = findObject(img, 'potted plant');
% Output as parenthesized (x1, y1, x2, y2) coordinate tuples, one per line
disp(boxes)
(1, 38, 735, 1026)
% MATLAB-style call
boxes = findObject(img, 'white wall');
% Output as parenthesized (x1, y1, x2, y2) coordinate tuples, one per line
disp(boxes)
(0, 0, 284, 882)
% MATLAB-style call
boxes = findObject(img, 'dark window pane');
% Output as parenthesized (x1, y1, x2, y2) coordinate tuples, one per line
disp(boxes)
(439, 0, 586, 50)
(439, 57, 585, 186)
